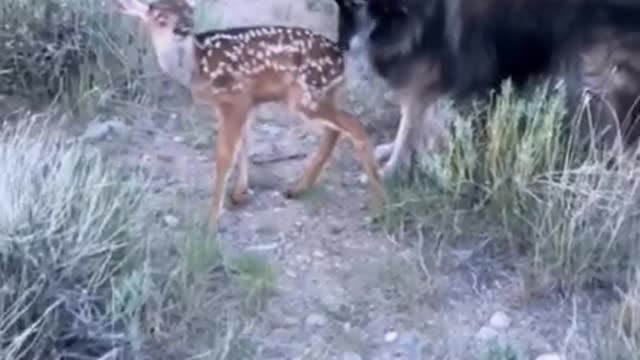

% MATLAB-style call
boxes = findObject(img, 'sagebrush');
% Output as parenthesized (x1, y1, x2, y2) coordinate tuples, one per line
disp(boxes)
(0, 0, 156, 113)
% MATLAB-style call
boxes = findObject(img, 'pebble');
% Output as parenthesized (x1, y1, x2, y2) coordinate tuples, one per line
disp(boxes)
(329, 221, 345, 235)
(489, 311, 512, 329)
(535, 354, 564, 360)
(343, 351, 362, 360)
(305, 313, 328, 328)
(296, 255, 311, 264)
(197, 155, 208, 162)
(312, 250, 325, 258)
(163, 214, 180, 228)
(172, 135, 185, 143)
(475, 326, 499, 342)
(157, 154, 174, 163)
(384, 331, 399, 343)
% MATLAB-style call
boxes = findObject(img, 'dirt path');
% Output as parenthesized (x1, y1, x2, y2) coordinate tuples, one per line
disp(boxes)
(73, 1, 611, 358)
(77, 93, 608, 359)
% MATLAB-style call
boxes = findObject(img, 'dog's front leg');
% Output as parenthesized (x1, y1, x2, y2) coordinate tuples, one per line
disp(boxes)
(378, 97, 414, 179)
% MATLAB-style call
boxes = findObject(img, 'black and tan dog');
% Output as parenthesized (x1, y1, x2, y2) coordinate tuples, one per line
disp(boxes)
(335, 0, 640, 178)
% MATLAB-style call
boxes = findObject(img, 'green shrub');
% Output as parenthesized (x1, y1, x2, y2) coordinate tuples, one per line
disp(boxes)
(0, 117, 150, 359)
(0, 0, 155, 113)
(0, 114, 271, 359)
(593, 271, 640, 359)
(385, 80, 640, 293)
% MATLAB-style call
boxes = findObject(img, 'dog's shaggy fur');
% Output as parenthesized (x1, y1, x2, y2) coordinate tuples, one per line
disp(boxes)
(335, 0, 640, 178)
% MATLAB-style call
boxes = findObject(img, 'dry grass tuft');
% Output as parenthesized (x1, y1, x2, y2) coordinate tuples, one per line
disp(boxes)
(0, 0, 158, 114)
(0, 113, 276, 359)
(0, 116, 150, 359)
(383, 80, 640, 295)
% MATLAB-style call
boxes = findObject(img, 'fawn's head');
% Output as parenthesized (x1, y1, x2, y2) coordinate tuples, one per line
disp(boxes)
(112, 0, 198, 86)
(113, 0, 195, 37)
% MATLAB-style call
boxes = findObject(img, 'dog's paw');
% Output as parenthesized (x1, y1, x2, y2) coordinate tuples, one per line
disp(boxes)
(374, 142, 394, 163)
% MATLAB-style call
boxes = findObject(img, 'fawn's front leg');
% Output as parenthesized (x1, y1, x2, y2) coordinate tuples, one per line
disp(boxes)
(332, 109, 387, 211)
(210, 102, 250, 227)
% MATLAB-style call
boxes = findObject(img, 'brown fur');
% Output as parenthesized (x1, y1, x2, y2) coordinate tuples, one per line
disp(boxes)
(112, 0, 386, 227)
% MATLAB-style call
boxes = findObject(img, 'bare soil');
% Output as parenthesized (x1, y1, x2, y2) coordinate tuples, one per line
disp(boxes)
(69, 0, 614, 358)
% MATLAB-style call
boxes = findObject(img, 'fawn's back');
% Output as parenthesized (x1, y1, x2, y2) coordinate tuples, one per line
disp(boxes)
(191, 26, 345, 110)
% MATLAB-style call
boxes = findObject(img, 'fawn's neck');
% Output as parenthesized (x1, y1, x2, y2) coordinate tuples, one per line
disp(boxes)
(150, 30, 196, 88)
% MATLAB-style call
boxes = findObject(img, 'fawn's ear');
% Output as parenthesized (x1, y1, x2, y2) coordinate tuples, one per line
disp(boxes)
(112, 0, 149, 19)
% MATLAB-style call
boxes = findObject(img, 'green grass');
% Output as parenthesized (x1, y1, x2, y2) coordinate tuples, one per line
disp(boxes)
(379, 79, 640, 357)
(0, 118, 150, 359)
(592, 270, 640, 360)
(483, 340, 521, 360)
(0, 113, 275, 360)
(0, 0, 159, 114)
(383, 80, 640, 295)
(0, 1, 279, 359)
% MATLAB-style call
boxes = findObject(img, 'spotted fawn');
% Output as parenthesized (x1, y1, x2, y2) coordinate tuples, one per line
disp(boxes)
(111, 0, 386, 227)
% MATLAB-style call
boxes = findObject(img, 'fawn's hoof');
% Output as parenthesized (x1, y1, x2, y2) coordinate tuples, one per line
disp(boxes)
(283, 185, 305, 199)
(229, 189, 253, 207)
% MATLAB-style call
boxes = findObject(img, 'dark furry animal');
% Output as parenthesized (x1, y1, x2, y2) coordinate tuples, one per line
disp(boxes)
(334, 0, 640, 178)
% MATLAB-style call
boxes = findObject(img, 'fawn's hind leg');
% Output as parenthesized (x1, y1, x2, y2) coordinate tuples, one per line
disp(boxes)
(284, 126, 340, 198)
(330, 109, 387, 210)
(230, 131, 252, 206)
(295, 101, 386, 210)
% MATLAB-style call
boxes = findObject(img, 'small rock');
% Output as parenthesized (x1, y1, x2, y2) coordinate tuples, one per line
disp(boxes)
(279, 315, 299, 327)
(489, 311, 511, 329)
(343, 351, 362, 360)
(329, 221, 345, 235)
(384, 331, 399, 343)
(305, 313, 327, 328)
(157, 154, 174, 163)
(172, 135, 185, 143)
(475, 326, 499, 342)
(163, 214, 180, 228)
(535, 354, 564, 360)
(313, 250, 325, 258)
